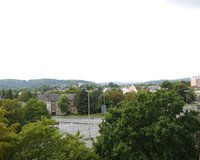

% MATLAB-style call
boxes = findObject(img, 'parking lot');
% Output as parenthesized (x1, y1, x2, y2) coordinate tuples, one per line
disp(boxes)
(53, 117, 102, 147)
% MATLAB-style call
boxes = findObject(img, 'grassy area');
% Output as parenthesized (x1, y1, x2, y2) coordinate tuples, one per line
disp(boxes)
(53, 113, 103, 119)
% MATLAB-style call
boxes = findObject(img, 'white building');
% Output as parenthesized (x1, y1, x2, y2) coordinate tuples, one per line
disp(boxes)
(191, 76, 200, 88)
(149, 85, 161, 92)
(122, 85, 137, 94)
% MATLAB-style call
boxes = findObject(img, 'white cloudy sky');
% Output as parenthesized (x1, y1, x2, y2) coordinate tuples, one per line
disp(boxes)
(0, 0, 200, 82)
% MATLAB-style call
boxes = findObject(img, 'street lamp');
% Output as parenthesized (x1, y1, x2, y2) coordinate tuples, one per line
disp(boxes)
(101, 91, 107, 116)
(184, 89, 189, 104)
(86, 90, 91, 138)
(104, 93, 106, 106)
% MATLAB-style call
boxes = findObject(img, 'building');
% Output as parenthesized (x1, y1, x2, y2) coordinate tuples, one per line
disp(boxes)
(66, 93, 77, 114)
(38, 94, 61, 115)
(38, 93, 77, 115)
(149, 85, 161, 92)
(122, 85, 138, 94)
(129, 85, 138, 92)
(191, 76, 200, 88)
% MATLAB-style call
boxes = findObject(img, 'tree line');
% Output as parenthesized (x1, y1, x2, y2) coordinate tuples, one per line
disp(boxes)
(1, 80, 194, 115)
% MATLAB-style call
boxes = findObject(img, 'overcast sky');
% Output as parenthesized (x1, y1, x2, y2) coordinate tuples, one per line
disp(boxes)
(0, 0, 200, 83)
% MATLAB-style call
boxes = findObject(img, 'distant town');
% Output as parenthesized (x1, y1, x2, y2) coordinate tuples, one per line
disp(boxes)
(0, 77, 199, 116)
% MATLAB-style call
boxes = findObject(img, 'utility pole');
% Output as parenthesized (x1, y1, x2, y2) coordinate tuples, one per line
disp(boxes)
(102, 93, 107, 116)
(104, 93, 105, 106)
(87, 90, 91, 138)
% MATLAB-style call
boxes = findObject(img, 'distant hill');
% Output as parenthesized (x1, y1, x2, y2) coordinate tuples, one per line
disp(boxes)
(98, 78, 190, 85)
(0, 79, 96, 89)
(139, 78, 190, 85)
(0, 77, 191, 89)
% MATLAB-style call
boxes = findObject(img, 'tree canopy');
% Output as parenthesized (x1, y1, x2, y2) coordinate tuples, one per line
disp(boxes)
(0, 99, 23, 125)
(23, 99, 51, 123)
(18, 90, 34, 102)
(76, 89, 88, 114)
(105, 90, 124, 108)
(6, 118, 99, 160)
(57, 94, 70, 114)
(160, 80, 195, 103)
(94, 90, 200, 160)
(0, 108, 18, 160)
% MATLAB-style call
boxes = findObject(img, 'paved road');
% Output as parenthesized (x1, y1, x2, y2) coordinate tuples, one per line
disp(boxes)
(53, 117, 102, 147)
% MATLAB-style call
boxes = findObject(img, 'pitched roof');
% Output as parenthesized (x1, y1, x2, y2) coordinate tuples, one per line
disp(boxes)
(149, 85, 161, 91)
(38, 94, 60, 102)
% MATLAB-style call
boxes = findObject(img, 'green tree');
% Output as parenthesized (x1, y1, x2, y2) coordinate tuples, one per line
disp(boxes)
(11, 118, 62, 160)
(124, 92, 135, 102)
(160, 80, 173, 90)
(76, 89, 88, 114)
(23, 99, 51, 123)
(172, 81, 195, 103)
(11, 118, 99, 160)
(173, 81, 189, 100)
(89, 89, 102, 114)
(57, 95, 70, 115)
(105, 90, 124, 108)
(18, 90, 34, 102)
(0, 99, 23, 125)
(0, 109, 18, 160)
(161, 81, 195, 103)
(4, 89, 13, 100)
(38, 85, 51, 93)
(0, 89, 6, 98)
(0, 89, 19, 100)
(108, 82, 119, 88)
(94, 90, 200, 159)
(61, 132, 99, 160)
(76, 88, 103, 114)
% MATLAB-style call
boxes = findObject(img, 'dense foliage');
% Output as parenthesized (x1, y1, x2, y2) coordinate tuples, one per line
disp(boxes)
(0, 99, 23, 125)
(104, 89, 124, 108)
(0, 89, 18, 100)
(76, 89, 88, 114)
(160, 80, 195, 103)
(0, 99, 99, 160)
(10, 118, 99, 160)
(0, 109, 18, 160)
(23, 99, 51, 123)
(94, 90, 200, 160)
(18, 90, 35, 102)
(57, 94, 70, 114)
